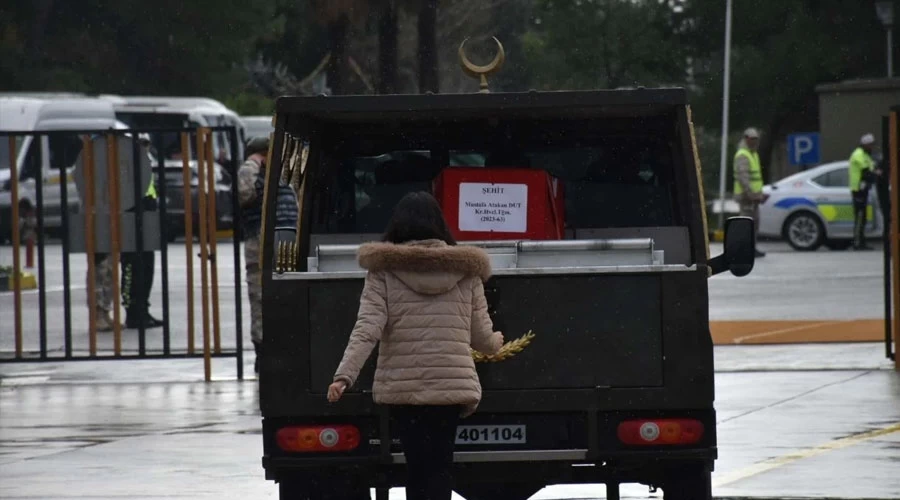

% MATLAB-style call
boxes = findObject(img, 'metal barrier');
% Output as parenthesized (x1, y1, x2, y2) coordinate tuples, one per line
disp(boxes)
(888, 108, 900, 370)
(1, 126, 244, 380)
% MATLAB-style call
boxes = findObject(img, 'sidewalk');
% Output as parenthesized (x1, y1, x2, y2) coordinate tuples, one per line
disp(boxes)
(1, 343, 898, 500)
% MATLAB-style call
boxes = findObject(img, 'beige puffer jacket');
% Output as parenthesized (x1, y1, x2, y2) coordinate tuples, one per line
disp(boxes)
(333, 239, 503, 416)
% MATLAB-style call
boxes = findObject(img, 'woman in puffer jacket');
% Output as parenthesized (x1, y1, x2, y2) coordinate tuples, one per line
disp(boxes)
(328, 191, 504, 500)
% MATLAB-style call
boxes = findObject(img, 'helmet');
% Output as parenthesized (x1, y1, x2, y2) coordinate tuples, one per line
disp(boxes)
(245, 136, 270, 158)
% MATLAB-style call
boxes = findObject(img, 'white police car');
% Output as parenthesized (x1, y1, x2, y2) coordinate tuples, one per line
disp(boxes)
(758, 161, 883, 251)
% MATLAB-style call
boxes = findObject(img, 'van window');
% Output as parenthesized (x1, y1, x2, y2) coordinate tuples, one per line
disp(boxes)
(307, 119, 679, 236)
(116, 112, 198, 160)
(19, 138, 42, 181)
(48, 133, 84, 169)
(0, 136, 24, 169)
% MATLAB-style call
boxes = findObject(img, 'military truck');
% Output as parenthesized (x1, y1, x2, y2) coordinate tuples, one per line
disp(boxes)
(258, 80, 755, 499)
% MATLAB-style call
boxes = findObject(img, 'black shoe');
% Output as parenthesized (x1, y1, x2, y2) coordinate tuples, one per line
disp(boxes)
(854, 245, 875, 251)
(755, 249, 766, 258)
(125, 314, 164, 329)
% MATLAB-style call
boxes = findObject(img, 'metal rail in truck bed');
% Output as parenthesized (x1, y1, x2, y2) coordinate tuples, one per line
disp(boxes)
(273, 238, 698, 280)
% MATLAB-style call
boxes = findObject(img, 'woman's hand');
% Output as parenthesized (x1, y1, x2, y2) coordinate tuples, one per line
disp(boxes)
(327, 381, 348, 403)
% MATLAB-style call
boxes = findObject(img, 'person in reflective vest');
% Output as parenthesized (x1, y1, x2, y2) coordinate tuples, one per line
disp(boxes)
(733, 127, 767, 258)
(122, 133, 163, 329)
(849, 133, 881, 251)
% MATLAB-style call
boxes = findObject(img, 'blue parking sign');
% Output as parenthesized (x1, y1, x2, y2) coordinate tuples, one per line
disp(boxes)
(787, 133, 820, 166)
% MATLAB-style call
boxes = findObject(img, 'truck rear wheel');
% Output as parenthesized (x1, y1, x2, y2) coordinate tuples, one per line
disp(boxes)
(457, 483, 543, 500)
(662, 470, 712, 500)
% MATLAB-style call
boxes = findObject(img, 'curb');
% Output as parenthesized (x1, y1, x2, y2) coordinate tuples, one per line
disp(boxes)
(0, 271, 37, 292)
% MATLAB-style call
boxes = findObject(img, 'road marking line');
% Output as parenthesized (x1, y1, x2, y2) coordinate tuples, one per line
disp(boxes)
(712, 421, 900, 488)
(732, 321, 836, 344)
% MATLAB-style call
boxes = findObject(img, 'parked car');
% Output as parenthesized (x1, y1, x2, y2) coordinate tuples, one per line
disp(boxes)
(758, 161, 882, 251)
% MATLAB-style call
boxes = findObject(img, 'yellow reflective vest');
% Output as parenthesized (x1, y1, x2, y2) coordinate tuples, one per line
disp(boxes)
(733, 147, 763, 195)
(848, 147, 874, 191)
(146, 178, 157, 199)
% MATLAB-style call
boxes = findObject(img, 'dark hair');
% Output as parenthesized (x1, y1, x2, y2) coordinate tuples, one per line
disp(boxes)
(382, 191, 456, 245)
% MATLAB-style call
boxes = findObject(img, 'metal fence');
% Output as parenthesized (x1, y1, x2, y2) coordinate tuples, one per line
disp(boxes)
(1, 126, 244, 380)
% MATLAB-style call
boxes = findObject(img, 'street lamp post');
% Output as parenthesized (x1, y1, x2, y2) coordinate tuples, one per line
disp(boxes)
(717, 0, 734, 231)
(876, 1, 894, 78)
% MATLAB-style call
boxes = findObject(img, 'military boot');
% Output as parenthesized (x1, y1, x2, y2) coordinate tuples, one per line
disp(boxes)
(95, 310, 119, 332)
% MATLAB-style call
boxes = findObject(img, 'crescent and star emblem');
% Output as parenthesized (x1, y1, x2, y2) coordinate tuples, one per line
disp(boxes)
(458, 37, 506, 93)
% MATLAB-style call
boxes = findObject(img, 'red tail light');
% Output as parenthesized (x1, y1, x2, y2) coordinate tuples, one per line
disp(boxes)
(276, 425, 361, 452)
(617, 419, 704, 446)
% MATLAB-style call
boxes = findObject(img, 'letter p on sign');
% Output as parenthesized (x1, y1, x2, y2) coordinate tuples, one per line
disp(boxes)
(787, 132, 821, 166)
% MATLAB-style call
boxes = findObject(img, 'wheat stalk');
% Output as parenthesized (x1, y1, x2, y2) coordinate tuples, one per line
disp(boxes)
(472, 330, 535, 363)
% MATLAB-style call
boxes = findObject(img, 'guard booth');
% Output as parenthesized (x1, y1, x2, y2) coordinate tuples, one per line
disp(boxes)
(2, 126, 246, 380)
(884, 106, 900, 370)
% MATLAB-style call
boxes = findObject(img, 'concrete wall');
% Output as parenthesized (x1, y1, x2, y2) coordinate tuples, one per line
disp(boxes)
(817, 79, 900, 163)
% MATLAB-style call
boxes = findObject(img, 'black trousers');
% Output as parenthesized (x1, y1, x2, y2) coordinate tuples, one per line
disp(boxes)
(392, 405, 461, 500)
(123, 196, 158, 318)
(122, 250, 154, 317)
(852, 190, 868, 248)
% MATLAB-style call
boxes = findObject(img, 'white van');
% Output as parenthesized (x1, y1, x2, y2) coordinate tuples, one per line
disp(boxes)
(100, 100, 241, 236)
(0, 97, 121, 242)
(241, 115, 274, 141)
(98, 95, 246, 163)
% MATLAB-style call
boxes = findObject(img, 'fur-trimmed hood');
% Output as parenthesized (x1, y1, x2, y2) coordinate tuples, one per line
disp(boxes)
(358, 239, 492, 294)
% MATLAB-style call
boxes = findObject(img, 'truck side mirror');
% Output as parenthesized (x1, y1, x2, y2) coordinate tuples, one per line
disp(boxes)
(709, 216, 755, 277)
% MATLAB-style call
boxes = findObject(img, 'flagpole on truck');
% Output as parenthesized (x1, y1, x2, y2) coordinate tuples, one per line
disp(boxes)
(717, 0, 733, 231)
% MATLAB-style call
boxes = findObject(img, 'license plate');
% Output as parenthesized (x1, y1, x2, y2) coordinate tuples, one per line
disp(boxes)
(455, 425, 526, 445)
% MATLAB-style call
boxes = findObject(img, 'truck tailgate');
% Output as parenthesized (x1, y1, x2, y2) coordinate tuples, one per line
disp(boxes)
(307, 273, 662, 391)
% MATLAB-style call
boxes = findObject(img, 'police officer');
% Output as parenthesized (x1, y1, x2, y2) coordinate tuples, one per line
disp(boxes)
(238, 136, 298, 373)
(849, 133, 881, 251)
(733, 127, 767, 258)
(122, 133, 163, 328)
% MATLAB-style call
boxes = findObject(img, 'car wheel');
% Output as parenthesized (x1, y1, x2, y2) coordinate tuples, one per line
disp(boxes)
(783, 211, 825, 251)
(824, 239, 853, 251)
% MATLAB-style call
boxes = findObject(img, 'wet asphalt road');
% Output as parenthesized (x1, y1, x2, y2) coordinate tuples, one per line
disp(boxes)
(1, 240, 899, 499)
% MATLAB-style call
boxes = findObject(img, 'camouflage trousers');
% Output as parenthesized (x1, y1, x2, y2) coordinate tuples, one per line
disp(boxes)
(88, 253, 114, 313)
(244, 236, 262, 344)
(737, 194, 760, 235)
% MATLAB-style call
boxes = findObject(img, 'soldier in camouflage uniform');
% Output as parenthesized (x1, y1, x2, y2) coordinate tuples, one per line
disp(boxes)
(238, 136, 298, 373)
(90, 252, 118, 331)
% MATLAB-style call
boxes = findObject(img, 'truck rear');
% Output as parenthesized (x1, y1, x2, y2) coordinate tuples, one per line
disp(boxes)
(259, 89, 754, 500)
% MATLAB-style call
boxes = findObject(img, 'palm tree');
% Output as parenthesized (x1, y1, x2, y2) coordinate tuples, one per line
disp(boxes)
(377, 0, 399, 94)
(417, 0, 439, 93)
(309, 0, 367, 95)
